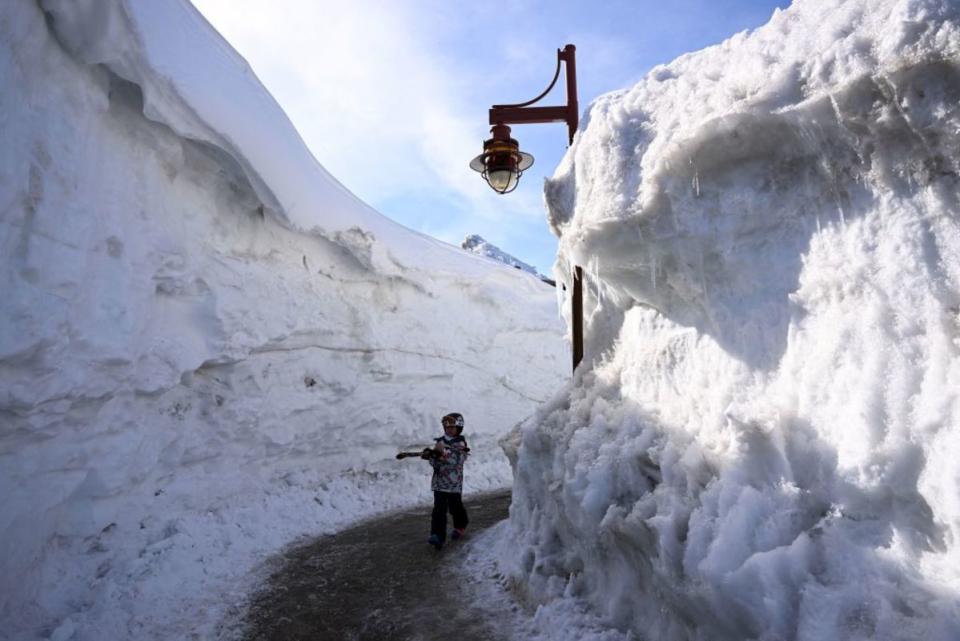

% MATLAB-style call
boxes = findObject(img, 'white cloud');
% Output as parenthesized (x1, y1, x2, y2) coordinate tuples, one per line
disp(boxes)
(190, 0, 787, 273)
(191, 0, 547, 233)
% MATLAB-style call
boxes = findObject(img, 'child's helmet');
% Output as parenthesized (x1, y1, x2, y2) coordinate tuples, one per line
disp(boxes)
(442, 412, 465, 435)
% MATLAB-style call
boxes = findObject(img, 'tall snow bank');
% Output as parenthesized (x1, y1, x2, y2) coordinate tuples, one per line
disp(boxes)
(0, 1, 566, 638)
(504, 0, 960, 639)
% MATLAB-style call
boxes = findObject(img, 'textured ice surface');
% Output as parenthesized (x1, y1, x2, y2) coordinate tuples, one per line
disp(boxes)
(503, 0, 960, 639)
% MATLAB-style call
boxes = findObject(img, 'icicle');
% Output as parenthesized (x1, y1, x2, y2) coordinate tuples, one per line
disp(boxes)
(591, 256, 603, 316)
(690, 158, 701, 197)
(650, 252, 658, 291)
(697, 250, 708, 300)
(556, 268, 566, 321)
(818, 155, 848, 228)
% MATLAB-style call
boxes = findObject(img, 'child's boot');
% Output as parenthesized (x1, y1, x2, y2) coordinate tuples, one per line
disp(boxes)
(428, 533, 443, 549)
(451, 528, 466, 540)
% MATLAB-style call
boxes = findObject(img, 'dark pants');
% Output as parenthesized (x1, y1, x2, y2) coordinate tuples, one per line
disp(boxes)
(431, 491, 469, 541)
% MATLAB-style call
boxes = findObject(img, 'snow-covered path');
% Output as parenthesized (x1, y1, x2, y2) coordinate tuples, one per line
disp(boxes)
(232, 491, 512, 641)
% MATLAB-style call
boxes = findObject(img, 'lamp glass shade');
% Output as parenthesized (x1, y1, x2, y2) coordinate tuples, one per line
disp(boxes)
(487, 168, 519, 193)
(516, 151, 534, 172)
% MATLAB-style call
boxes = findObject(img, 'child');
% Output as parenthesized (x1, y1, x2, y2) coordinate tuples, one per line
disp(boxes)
(424, 412, 470, 549)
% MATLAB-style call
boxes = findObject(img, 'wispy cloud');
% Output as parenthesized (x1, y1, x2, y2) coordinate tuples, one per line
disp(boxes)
(191, 0, 789, 273)
(193, 0, 543, 219)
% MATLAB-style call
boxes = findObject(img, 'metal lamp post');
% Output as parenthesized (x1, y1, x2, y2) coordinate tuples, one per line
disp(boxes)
(469, 44, 584, 374)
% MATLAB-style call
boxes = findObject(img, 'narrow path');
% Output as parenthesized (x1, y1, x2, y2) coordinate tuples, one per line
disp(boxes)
(240, 490, 513, 641)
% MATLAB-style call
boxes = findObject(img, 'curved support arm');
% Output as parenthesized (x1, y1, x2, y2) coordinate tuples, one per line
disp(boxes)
(493, 49, 563, 109)
(488, 45, 578, 146)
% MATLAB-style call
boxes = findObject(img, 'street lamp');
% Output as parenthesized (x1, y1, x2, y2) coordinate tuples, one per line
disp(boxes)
(468, 124, 534, 194)
(469, 44, 584, 373)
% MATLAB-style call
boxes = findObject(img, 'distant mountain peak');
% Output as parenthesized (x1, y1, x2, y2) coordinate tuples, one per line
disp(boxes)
(461, 235, 546, 281)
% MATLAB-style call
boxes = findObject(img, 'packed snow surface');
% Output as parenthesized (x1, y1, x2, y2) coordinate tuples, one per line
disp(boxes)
(501, 0, 960, 639)
(0, 1, 566, 639)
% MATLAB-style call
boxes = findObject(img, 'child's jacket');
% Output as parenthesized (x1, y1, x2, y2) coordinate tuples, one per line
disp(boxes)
(430, 435, 469, 493)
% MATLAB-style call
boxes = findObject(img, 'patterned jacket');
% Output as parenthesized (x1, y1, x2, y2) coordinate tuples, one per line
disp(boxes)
(430, 435, 469, 493)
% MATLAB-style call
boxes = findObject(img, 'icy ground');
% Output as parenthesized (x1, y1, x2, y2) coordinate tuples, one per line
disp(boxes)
(0, 1, 566, 639)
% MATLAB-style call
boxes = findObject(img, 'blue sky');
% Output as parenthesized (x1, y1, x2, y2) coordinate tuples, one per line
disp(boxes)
(193, 0, 790, 275)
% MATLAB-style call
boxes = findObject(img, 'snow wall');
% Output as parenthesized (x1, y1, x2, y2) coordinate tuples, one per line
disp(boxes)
(0, 1, 567, 638)
(503, 0, 960, 639)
